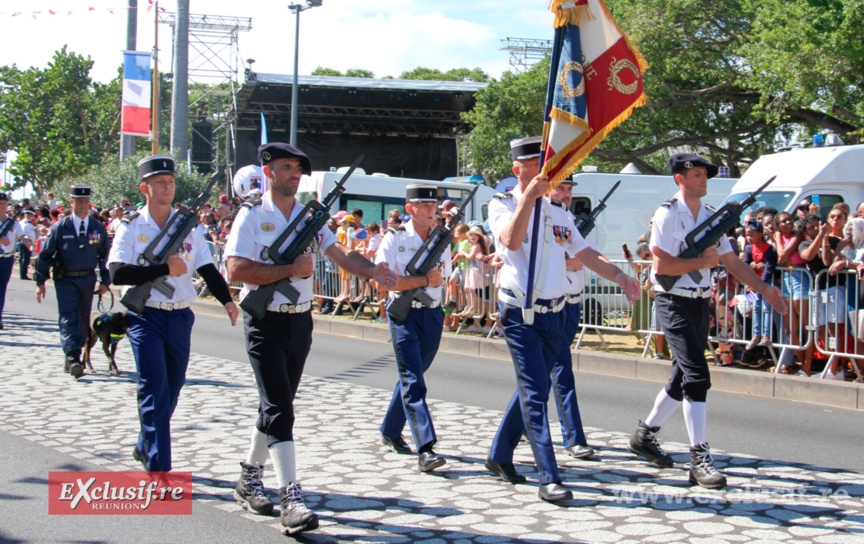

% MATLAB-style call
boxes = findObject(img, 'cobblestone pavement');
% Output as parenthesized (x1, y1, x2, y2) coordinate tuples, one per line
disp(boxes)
(3, 311, 864, 543)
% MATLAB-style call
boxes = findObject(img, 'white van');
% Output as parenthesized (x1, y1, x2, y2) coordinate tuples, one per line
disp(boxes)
(570, 172, 738, 259)
(725, 144, 864, 217)
(296, 169, 496, 226)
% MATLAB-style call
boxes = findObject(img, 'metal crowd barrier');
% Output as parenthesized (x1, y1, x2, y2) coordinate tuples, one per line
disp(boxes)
(199, 242, 864, 379)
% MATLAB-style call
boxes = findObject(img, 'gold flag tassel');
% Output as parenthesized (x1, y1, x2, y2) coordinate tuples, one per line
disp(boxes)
(547, 0, 595, 28)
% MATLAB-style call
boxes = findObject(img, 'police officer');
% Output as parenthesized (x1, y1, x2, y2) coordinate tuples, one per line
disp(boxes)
(0, 191, 32, 330)
(627, 153, 787, 489)
(374, 184, 452, 472)
(35, 185, 110, 378)
(19, 209, 36, 279)
(486, 137, 640, 502)
(108, 155, 239, 472)
(224, 142, 397, 536)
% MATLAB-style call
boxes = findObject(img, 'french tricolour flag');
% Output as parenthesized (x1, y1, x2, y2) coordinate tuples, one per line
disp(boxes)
(121, 51, 152, 137)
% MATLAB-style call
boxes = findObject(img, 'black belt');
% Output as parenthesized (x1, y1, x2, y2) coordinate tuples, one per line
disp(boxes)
(501, 288, 566, 310)
(63, 270, 96, 278)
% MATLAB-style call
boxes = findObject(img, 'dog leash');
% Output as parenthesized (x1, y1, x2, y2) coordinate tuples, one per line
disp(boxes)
(95, 290, 115, 313)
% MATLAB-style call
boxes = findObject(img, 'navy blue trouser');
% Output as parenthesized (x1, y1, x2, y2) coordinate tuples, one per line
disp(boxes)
(243, 310, 313, 447)
(19, 245, 30, 278)
(0, 256, 13, 322)
(654, 293, 711, 402)
(381, 307, 444, 450)
(551, 302, 587, 447)
(55, 274, 97, 360)
(128, 307, 194, 472)
(490, 301, 566, 485)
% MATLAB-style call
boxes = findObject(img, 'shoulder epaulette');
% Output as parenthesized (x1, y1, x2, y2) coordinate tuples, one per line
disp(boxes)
(388, 226, 407, 234)
(660, 197, 678, 208)
(550, 199, 565, 208)
(493, 192, 514, 200)
(704, 203, 716, 212)
(121, 211, 140, 224)
(242, 198, 262, 209)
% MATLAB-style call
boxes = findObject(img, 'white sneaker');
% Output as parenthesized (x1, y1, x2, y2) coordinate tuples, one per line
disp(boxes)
(482, 326, 492, 335)
(465, 324, 482, 333)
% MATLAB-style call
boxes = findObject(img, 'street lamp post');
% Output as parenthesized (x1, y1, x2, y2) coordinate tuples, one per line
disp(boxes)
(288, 0, 323, 147)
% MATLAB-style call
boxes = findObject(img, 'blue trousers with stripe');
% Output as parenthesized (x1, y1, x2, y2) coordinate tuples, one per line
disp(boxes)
(380, 307, 443, 450)
(55, 275, 97, 360)
(490, 301, 566, 485)
(0, 256, 13, 322)
(128, 307, 194, 472)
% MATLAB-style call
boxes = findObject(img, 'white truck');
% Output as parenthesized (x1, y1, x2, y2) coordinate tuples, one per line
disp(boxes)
(725, 143, 864, 217)
(570, 171, 738, 259)
(296, 169, 496, 226)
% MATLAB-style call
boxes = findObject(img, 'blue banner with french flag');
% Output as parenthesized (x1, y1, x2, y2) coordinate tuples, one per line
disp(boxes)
(540, 0, 649, 185)
(121, 51, 152, 137)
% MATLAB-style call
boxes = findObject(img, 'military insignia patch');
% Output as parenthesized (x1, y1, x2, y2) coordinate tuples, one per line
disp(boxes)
(261, 223, 275, 232)
(137, 235, 150, 243)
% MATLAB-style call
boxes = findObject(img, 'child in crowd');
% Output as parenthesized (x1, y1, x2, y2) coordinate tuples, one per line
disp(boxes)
(742, 219, 778, 348)
(458, 226, 491, 329)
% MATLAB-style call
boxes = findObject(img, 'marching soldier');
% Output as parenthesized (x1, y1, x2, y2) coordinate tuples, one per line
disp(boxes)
(374, 184, 452, 472)
(0, 191, 32, 330)
(224, 142, 397, 535)
(35, 185, 110, 378)
(627, 153, 787, 489)
(486, 137, 640, 502)
(108, 156, 239, 471)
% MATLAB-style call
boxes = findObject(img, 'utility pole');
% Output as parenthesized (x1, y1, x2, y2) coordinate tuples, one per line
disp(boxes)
(170, 0, 190, 160)
(120, 0, 138, 161)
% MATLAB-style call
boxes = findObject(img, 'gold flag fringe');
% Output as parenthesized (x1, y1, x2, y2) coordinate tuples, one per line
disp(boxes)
(547, 0, 595, 28)
(541, 91, 649, 185)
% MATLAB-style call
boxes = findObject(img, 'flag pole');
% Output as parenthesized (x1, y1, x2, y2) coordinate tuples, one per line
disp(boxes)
(523, 25, 565, 325)
(150, 0, 160, 154)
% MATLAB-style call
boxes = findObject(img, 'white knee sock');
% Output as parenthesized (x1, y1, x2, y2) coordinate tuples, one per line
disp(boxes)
(269, 441, 297, 488)
(245, 428, 269, 467)
(644, 389, 682, 428)
(683, 400, 707, 447)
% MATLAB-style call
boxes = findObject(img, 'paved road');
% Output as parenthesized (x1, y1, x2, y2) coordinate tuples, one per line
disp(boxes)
(1, 277, 863, 543)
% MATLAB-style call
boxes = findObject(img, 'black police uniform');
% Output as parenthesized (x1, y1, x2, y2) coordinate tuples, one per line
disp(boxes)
(35, 186, 110, 374)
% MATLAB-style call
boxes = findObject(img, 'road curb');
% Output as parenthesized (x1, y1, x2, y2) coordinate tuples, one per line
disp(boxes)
(186, 298, 863, 412)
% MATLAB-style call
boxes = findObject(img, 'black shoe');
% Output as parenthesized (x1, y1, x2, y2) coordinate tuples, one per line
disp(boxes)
(132, 446, 148, 470)
(279, 483, 318, 535)
(484, 458, 526, 484)
(0, 321, 4, 330)
(442, 300, 458, 311)
(565, 444, 595, 459)
(627, 420, 674, 468)
(689, 443, 727, 489)
(234, 462, 275, 515)
(538, 481, 573, 502)
(381, 434, 412, 455)
(418, 451, 446, 472)
(69, 362, 84, 379)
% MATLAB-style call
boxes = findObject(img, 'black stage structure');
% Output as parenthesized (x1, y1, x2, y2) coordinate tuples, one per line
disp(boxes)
(233, 74, 485, 179)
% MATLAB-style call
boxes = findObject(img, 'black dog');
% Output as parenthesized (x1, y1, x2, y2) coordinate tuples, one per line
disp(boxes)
(83, 312, 130, 376)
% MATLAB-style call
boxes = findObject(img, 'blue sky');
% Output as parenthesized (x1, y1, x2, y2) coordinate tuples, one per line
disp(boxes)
(0, 0, 555, 83)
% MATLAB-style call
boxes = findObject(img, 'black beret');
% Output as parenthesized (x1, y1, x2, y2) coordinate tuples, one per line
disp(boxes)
(258, 142, 312, 174)
(406, 184, 438, 202)
(137, 155, 175, 181)
(666, 153, 718, 179)
(510, 136, 542, 161)
(70, 184, 92, 198)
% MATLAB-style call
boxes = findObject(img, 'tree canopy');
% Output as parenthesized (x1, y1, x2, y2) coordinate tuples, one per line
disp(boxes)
(461, 0, 864, 181)
(0, 47, 122, 195)
(311, 66, 490, 82)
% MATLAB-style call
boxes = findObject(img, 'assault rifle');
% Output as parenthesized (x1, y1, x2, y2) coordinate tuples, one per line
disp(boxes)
(120, 166, 224, 313)
(386, 185, 479, 323)
(574, 180, 620, 238)
(239, 155, 364, 321)
(654, 175, 776, 292)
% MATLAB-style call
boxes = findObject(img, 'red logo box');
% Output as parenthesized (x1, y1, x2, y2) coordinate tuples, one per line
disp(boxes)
(49, 471, 192, 515)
